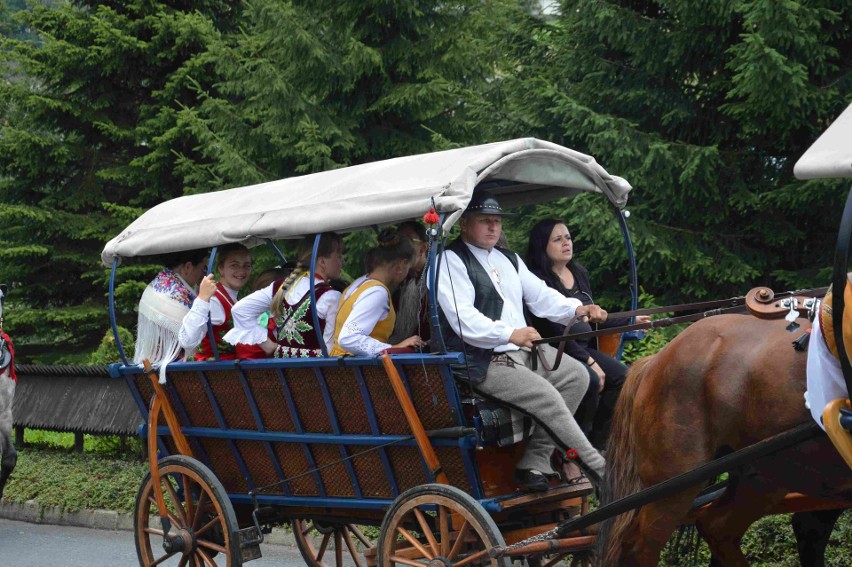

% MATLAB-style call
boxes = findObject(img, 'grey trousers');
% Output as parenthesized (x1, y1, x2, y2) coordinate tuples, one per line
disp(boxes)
(473, 344, 605, 479)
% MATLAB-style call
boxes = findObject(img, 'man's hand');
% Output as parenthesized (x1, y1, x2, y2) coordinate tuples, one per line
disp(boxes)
(509, 327, 541, 348)
(198, 273, 217, 301)
(576, 304, 607, 323)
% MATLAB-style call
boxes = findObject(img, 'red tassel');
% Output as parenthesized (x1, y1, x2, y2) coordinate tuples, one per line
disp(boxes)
(423, 207, 440, 225)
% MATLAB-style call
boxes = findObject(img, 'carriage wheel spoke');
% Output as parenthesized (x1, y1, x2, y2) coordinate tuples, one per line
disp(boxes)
(143, 527, 165, 536)
(182, 475, 195, 523)
(197, 538, 227, 554)
(316, 532, 331, 561)
(150, 551, 178, 566)
(335, 530, 344, 566)
(343, 526, 365, 567)
(301, 521, 315, 537)
(396, 525, 433, 560)
(388, 556, 428, 567)
(162, 477, 188, 525)
(195, 515, 220, 538)
(544, 553, 569, 567)
(191, 490, 209, 531)
(177, 555, 189, 567)
(413, 508, 439, 556)
(438, 506, 450, 556)
(453, 548, 489, 567)
(197, 547, 217, 567)
(350, 524, 371, 547)
(447, 518, 470, 561)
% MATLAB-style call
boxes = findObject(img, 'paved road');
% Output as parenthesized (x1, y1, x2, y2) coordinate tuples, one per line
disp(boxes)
(0, 518, 312, 567)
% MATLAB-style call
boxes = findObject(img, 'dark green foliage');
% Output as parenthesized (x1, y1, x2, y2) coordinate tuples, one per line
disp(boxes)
(0, 1, 241, 361)
(492, 0, 852, 306)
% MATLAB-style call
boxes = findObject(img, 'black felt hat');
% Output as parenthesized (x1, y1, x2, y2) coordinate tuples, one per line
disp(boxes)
(464, 191, 514, 216)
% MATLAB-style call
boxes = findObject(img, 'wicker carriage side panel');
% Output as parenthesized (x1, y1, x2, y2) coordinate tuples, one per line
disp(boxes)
(242, 368, 296, 431)
(400, 364, 458, 431)
(206, 370, 256, 430)
(345, 444, 394, 499)
(133, 373, 155, 414)
(234, 440, 285, 495)
(169, 371, 218, 428)
(309, 443, 356, 498)
(199, 438, 249, 493)
(282, 368, 333, 433)
(272, 442, 320, 496)
(321, 367, 371, 434)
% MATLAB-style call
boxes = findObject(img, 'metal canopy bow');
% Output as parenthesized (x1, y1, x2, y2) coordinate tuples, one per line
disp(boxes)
(101, 138, 631, 266)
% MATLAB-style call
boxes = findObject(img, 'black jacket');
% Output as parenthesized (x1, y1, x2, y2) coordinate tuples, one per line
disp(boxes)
(527, 262, 629, 362)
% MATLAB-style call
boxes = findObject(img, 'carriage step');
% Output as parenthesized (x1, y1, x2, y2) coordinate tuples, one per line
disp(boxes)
(495, 483, 593, 511)
(238, 526, 263, 562)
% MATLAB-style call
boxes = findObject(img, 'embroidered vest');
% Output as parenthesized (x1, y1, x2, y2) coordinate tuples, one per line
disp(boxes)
(438, 238, 518, 384)
(272, 278, 334, 358)
(195, 284, 237, 361)
(330, 279, 395, 356)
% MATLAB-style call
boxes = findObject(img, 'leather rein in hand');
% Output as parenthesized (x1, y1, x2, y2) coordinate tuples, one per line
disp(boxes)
(530, 286, 828, 372)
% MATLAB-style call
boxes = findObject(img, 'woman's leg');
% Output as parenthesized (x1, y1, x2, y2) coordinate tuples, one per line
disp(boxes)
(573, 365, 600, 435)
(588, 349, 627, 449)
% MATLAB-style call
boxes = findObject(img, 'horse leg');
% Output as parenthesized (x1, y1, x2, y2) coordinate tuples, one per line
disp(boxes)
(0, 376, 16, 500)
(791, 508, 844, 567)
(617, 491, 702, 567)
(695, 474, 789, 567)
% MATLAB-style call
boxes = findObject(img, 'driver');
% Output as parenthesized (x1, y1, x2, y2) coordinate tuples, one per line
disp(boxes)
(433, 191, 607, 491)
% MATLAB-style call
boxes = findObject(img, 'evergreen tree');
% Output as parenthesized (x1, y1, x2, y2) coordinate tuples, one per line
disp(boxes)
(0, 1, 240, 362)
(495, 0, 852, 306)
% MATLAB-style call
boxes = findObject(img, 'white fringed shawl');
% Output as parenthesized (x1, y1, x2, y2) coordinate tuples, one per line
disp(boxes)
(134, 269, 196, 383)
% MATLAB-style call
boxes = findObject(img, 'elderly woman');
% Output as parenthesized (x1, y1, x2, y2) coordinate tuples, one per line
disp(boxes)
(525, 218, 649, 449)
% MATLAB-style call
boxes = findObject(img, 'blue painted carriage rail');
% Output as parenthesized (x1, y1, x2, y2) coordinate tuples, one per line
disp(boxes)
(110, 351, 490, 505)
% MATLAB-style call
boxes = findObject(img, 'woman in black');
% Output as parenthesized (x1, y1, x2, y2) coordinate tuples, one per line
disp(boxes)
(525, 218, 649, 449)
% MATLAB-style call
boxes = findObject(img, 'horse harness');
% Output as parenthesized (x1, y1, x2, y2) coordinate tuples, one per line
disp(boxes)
(531, 286, 827, 372)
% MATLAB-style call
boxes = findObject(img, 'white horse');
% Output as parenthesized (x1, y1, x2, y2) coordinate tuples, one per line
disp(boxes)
(0, 284, 17, 500)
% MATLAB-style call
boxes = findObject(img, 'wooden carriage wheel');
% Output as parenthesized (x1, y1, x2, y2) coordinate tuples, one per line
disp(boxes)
(378, 484, 510, 567)
(134, 455, 242, 567)
(292, 518, 375, 567)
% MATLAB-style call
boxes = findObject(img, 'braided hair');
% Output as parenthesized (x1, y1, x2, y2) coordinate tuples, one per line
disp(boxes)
(271, 232, 342, 318)
(368, 228, 415, 270)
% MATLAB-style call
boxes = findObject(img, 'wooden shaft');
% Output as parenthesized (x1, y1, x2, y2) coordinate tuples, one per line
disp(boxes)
(380, 354, 449, 484)
(147, 396, 168, 521)
(500, 535, 597, 557)
(144, 360, 193, 457)
(143, 359, 194, 523)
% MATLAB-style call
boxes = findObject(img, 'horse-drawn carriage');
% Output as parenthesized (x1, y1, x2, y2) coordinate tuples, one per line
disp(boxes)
(103, 139, 637, 566)
(102, 115, 852, 566)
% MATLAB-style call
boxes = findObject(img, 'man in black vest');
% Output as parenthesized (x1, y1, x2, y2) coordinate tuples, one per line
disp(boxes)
(435, 191, 607, 490)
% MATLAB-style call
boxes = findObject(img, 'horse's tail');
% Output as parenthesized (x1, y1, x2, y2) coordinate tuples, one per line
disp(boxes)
(595, 354, 655, 566)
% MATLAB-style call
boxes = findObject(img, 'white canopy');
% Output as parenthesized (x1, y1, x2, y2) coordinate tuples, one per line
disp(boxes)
(794, 103, 852, 180)
(102, 138, 631, 266)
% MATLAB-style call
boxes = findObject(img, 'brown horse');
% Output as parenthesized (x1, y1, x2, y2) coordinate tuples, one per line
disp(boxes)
(597, 314, 852, 566)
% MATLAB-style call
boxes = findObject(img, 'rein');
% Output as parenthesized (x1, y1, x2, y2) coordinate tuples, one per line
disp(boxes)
(531, 286, 828, 372)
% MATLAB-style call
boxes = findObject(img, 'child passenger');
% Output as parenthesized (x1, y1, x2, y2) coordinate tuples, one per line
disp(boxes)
(179, 243, 254, 361)
(331, 229, 425, 356)
(224, 233, 344, 358)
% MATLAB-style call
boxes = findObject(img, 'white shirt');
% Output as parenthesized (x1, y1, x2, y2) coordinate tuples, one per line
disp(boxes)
(223, 276, 341, 354)
(336, 275, 393, 356)
(433, 241, 582, 352)
(805, 315, 850, 430)
(178, 286, 237, 351)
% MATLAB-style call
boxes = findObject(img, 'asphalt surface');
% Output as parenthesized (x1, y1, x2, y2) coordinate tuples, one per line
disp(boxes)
(0, 518, 314, 567)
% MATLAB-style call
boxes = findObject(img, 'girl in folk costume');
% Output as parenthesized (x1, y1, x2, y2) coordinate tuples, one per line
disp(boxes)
(134, 249, 209, 379)
(224, 233, 344, 358)
(331, 230, 426, 356)
(180, 243, 255, 361)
